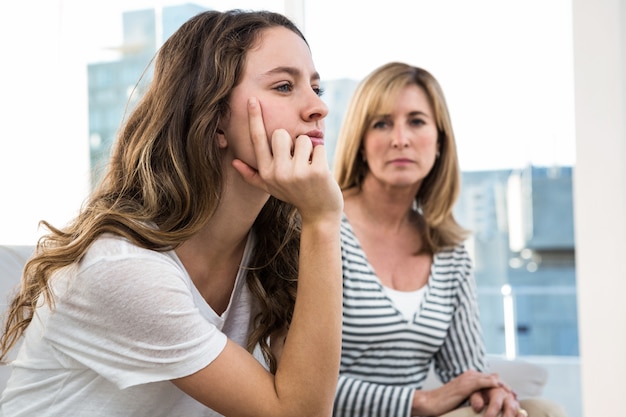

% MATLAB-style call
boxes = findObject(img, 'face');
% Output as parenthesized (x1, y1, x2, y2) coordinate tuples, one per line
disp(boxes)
(362, 83, 439, 192)
(220, 26, 328, 169)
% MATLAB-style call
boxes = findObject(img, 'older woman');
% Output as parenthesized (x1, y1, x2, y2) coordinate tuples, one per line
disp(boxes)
(332, 61, 566, 417)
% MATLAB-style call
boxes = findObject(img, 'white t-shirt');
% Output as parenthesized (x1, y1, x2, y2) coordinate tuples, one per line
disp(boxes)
(0, 233, 261, 417)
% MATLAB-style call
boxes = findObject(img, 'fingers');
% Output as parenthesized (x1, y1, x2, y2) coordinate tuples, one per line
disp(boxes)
(270, 129, 295, 161)
(232, 97, 271, 190)
(247, 97, 273, 167)
(237, 98, 295, 191)
(238, 97, 340, 218)
(481, 386, 521, 417)
(246, 97, 313, 176)
(469, 391, 486, 412)
(291, 135, 313, 163)
(231, 158, 261, 187)
(502, 394, 521, 417)
(248, 97, 315, 168)
(496, 379, 517, 399)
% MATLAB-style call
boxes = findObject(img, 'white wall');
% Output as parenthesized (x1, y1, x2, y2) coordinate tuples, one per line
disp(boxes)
(572, 0, 626, 415)
(0, 0, 91, 245)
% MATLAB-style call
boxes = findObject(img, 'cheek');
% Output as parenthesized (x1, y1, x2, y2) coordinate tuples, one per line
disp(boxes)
(224, 110, 249, 149)
(224, 94, 249, 136)
(363, 133, 384, 156)
(261, 102, 296, 138)
(418, 129, 439, 153)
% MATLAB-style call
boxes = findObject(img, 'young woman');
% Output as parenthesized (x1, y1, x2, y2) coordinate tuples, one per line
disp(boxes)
(0, 10, 343, 417)
(332, 62, 566, 417)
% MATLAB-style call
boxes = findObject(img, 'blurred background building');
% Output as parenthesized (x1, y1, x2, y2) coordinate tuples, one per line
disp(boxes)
(457, 166, 577, 357)
(87, 3, 208, 188)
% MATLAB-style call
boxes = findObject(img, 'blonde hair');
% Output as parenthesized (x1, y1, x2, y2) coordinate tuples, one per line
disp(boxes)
(1, 10, 305, 373)
(333, 61, 468, 252)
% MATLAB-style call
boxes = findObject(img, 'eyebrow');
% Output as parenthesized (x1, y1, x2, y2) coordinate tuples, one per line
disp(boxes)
(261, 66, 321, 82)
(408, 110, 430, 117)
(374, 110, 430, 118)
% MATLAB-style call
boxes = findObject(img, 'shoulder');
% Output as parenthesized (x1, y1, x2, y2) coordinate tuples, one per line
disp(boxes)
(50, 236, 195, 326)
(339, 214, 355, 241)
(432, 243, 473, 285)
(82, 234, 180, 271)
(435, 243, 472, 268)
(66, 235, 188, 298)
(339, 215, 363, 260)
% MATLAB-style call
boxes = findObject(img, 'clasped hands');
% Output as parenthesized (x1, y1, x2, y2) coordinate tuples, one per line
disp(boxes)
(467, 376, 527, 417)
(412, 370, 527, 417)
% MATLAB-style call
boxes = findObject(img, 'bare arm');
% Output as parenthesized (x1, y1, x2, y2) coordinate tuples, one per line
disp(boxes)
(172, 97, 343, 417)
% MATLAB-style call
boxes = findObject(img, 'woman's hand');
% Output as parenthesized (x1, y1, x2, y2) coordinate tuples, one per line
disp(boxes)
(411, 370, 502, 416)
(232, 97, 343, 224)
(468, 382, 524, 417)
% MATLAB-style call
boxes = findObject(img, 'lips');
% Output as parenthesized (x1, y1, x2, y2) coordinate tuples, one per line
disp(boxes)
(304, 130, 324, 147)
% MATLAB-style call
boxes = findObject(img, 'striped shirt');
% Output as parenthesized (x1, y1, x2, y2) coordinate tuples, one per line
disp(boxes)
(334, 216, 487, 417)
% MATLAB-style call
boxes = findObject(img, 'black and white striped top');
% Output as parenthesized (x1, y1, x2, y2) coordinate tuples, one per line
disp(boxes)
(334, 216, 487, 417)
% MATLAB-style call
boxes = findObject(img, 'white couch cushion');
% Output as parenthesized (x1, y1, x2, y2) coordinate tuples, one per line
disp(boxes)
(0, 246, 34, 307)
(0, 245, 35, 392)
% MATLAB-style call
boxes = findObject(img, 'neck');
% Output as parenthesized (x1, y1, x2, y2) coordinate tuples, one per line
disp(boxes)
(345, 178, 420, 233)
(177, 161, 269, 282)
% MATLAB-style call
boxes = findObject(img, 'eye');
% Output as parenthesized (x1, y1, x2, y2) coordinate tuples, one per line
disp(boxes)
(372, 119, 390, 129)
(313, 86, 325, 97)
(409, 117, 426, 126)
(275, 82, 293, 93)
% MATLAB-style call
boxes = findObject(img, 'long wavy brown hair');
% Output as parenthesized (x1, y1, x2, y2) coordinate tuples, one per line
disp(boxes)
(0, 9, 304, 373)
(333, 62, 468, 253)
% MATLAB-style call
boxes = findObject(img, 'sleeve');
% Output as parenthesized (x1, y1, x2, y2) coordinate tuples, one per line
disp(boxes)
(333, 374, 414, 417)
(432, 247, 488, 383)
(44, 248, 227, 389)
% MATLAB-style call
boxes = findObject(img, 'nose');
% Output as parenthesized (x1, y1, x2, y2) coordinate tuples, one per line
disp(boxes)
(302, 90, 328, 122)
(391, 125, 410, 148)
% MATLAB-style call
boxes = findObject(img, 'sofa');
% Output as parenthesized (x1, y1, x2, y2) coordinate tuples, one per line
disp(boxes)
(0, 245, 549, 397)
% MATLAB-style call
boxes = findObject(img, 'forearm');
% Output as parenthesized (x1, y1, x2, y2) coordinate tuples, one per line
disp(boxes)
(274, 214, 343, 414)
(334, 375, 414, 417)
(435, 264, 487, 382)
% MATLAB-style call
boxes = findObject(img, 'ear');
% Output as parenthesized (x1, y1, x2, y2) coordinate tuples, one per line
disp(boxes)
(217, 128, 228, 149)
